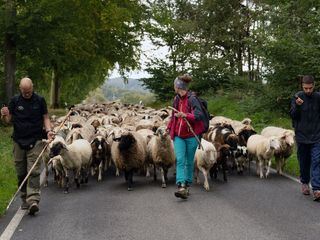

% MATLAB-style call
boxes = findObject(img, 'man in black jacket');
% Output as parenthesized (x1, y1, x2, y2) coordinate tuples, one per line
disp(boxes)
(290, 75, 320, 201)
(1, 77, 54, 214)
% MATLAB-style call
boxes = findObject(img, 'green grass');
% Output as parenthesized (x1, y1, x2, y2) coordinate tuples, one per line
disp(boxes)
(0, 125, 17, 216)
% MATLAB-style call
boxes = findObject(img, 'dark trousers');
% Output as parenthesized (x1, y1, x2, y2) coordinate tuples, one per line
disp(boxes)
(297, 142, 320, 191)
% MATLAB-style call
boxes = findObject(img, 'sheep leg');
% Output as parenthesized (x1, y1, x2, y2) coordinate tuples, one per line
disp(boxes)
(160, 167, 166, 188)
(44, 164, 49, 187)
(98, 161, 103, 182)
(85, 167, 89, 183)
(75, 169, 81, 188)
(164, 167, 168, 182)
(124, 171, 128, 181)
(116, 167, 120, 176)
(91, 166, 95, 176)
(153, 164, 157, 181)
(64, 169, 69, 194)
(266, 159, 272, 178)
(127, 169, 134, 191)
(195, 166, 200, 184)
(146, 165, 151, 178)
(222, 161, 228, 182)
(279, 158, 284, 175)
(200, 167, 210, 191)
(258, 158, 264, 179)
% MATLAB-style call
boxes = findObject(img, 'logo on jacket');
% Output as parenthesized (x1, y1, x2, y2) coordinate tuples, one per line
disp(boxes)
(17, 106, 24, 111)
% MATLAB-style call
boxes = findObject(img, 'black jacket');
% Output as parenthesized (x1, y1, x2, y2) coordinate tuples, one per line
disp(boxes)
(290, 91, 320, 144)
(8, 93, 48, 147)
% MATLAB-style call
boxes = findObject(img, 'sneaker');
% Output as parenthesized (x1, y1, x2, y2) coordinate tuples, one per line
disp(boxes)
(301, 184, 310, 195)
(313, 190, 320, 201)
(174, 187, 188, 199)
(21, 200, 29, 210)
(28, 202, 39, 215)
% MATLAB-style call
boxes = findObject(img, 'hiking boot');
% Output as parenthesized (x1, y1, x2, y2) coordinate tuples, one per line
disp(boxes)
(28, 202, 39, 215)
(174, 187, 188, 199)
(313, 190, 320, 202)
(21, 200, 29, 210)
(301, 184, 310, 195)
(185, 183, 191, 196)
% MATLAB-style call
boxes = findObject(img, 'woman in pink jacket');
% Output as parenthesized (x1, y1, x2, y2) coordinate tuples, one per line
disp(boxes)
(167, 74, 206, 199)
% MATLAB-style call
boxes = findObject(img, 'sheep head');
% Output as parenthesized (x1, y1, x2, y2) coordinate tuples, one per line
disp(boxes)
(118, 132, 136, 152)
(282, 130, 295, 147)
(50, 142, 68, 158)
(269, 137, 280, 150)
(155, 126, 168, 139)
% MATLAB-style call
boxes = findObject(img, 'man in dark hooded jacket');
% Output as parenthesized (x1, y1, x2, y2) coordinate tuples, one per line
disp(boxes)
(290, 75, 320, 201)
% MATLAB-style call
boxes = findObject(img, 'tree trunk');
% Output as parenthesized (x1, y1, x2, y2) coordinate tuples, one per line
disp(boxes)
(237, 44, 243, 76)
(4, 0, 16, 103)
(50, 65, 60, 109)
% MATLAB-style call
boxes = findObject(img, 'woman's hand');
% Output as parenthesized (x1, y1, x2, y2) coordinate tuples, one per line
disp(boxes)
(175, 112, 186, 118)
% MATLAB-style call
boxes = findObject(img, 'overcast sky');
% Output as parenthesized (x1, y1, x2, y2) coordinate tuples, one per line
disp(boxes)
(109, 36, 168, 79)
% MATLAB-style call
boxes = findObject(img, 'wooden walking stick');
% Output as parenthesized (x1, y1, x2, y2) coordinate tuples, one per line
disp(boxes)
(6, 107, 74, 211)
(168, 106, 204, 150)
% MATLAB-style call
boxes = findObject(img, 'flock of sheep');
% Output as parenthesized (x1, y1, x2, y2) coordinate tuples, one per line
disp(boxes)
(42, 101, 295, 192)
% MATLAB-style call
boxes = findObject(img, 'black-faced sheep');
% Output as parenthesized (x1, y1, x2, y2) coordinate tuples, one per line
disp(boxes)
(209, 143, 232, 182)
(49, 139, 92, 193)
(111, 131, 147, 191)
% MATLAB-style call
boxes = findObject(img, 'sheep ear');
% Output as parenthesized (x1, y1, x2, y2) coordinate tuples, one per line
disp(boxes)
(107, 130, 114, 138)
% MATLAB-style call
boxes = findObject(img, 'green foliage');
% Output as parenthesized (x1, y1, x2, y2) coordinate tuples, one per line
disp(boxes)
(0, 0, 145, 106)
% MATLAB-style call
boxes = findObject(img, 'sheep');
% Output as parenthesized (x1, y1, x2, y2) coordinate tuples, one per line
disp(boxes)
(147, 126, 175, 188)
(48, 155, 64, 188)
(247, 134, 281, 179)
(90, 134, 111, 181)
(42, 133, 67, 187)
(234, 145, 248, 174)
(49, 139, 92, 193)
(65, 123, 95, 144)
(261, 126, 295, 175)
(209, 143, 232, 182)
(194, 139, 217, 191)
(111, 130, 147, 191)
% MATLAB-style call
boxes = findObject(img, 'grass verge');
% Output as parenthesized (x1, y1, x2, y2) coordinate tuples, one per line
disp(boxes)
(0, 125, 16, 216)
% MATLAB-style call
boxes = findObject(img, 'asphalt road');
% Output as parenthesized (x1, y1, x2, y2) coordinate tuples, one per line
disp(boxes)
(1, 168, 320, 240)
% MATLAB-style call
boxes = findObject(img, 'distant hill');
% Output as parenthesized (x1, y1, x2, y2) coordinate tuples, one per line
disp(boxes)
(101, 77, 154, 102)
(104, 77, 149, 93)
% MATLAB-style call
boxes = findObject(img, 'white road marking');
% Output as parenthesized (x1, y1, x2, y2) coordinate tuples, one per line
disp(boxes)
(0, 168, 47, 240)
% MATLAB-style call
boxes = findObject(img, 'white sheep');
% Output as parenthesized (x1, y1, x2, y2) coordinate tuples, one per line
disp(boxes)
(111, 131, 147, 191)
(49, 139, 92, 193)
(147, 126, 175, 188)
(194, 139, 217, 191)
(261, 126, 295, 175)
(247, 134, 280, 178)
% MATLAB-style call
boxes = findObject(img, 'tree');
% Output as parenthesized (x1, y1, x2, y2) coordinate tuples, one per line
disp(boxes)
(2, 0, 16, 103)
(1, 0, 145, 107)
